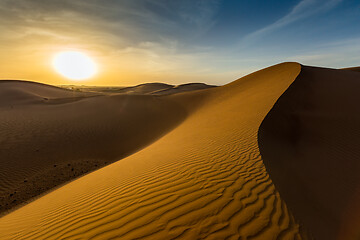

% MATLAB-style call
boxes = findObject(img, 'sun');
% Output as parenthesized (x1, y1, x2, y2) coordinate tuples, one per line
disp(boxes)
(52, 51, 98, 80)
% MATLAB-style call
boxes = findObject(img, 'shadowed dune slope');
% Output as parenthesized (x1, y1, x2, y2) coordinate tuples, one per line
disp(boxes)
(0, 63, 309, 239)
(259, 66, 360, 240)
(0, 81, 186, 214)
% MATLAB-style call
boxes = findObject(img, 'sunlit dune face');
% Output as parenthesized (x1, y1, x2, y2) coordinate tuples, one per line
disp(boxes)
(52, 51, 97, 80)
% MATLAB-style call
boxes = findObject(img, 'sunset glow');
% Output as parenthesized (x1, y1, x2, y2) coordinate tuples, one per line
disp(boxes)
(52, 51, 97, 80)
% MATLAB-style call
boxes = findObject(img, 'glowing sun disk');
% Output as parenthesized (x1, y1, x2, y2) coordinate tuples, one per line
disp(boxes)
(52, 51, 97, 80)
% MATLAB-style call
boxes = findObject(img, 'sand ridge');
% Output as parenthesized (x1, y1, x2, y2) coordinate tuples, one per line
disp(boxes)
(0, 62, 310, 239)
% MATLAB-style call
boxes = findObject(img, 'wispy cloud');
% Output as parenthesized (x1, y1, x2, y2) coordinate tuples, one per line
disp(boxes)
(0, 0, 222, 83)
(240, 0, 343, 44)
(0, 0, 221, 47)
(286, 37, 360, 67)
(0, 0, 223, 67)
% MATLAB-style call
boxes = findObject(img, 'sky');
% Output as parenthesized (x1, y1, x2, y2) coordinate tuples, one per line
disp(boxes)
(0, 0, 359, 86)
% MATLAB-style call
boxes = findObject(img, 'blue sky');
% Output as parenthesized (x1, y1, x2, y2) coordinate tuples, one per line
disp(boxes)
(0, 0, 359, 85)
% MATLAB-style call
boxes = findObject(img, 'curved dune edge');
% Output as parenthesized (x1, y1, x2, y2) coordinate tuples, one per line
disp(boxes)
(259, 66, 360, 240)
(0, 63, 309, 239)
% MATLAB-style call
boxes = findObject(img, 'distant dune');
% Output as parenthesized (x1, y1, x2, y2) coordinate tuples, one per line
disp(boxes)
(0, 80, 94, 107)
(62, 82, 216, 95)
(0, 81, 186, 214)
(0, 62, 358, 239)
(152, 83, 217, 95)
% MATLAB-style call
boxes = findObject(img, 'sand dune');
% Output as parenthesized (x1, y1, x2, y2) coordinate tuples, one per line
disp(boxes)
(0, 80, 186, 214)
(0, 63, 310, 239)
(0, 80, 94, 107)
(98, 83, 173, 94)
(59, 82, 172, 94)
(62, 82, 216, 95)
(259, 66, 360, 240)
(152, 83, 217, 95)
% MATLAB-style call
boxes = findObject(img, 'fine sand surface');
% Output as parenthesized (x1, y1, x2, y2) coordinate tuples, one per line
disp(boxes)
(0, 62, 310, 239)
(259, 66, 360, 240)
